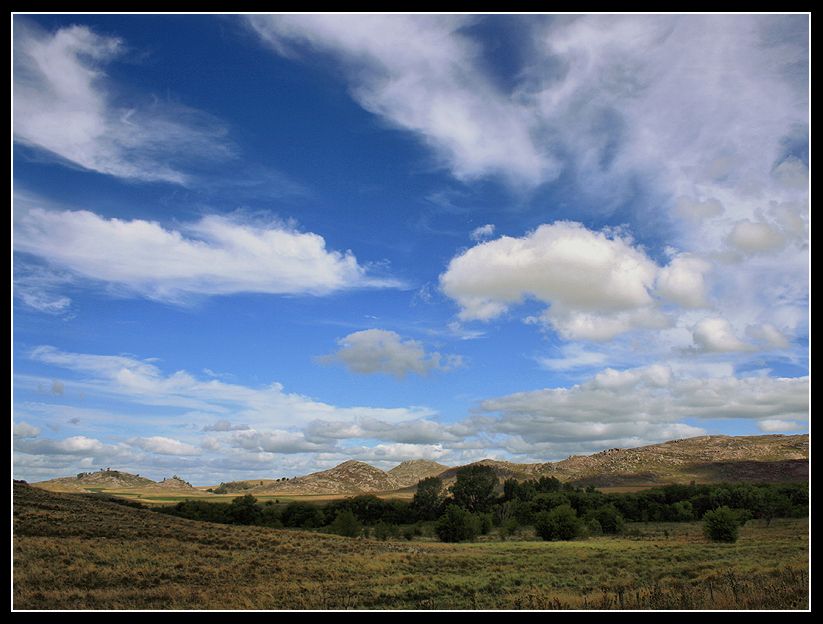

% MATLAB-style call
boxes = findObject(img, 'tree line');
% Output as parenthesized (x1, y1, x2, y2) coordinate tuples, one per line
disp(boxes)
(155, 465, 807, 544)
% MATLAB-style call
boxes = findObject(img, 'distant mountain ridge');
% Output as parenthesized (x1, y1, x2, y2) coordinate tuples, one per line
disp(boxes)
(32, 434, 808, 496)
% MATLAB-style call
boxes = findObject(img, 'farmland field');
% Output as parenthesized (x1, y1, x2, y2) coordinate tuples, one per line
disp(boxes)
(12, 483, 808, 610)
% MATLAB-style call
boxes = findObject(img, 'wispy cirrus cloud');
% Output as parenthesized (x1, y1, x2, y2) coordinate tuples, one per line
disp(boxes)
(13, 19, 231, 184)
(247, 14, 557, 188)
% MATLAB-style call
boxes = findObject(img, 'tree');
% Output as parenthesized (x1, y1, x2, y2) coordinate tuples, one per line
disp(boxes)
(435, 505, 481, 542)
(703, 506, 743, 543)
(534, 504, 581, 541)
(229, 494, 261, 525)
(450, 465, 498, 513)
(591, 504, 624, 534)
(330, 510, 362, 538)
(412, 476, 445, 520)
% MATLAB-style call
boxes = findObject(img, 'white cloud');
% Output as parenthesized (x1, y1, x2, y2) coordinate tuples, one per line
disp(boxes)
(14, 206, 398, 302)
(13, 20, 230, 183)
(726, 220, 787, 255)
(202, 420, 250, 432)
(28, 345, 436, 428)
(477, 365, 808, 447)
(537, 344, 607, 371)
(469, 224, 495, 241)
(341, 443, 450, 463)
(304, 417, 462, 445)
(758, 419, 806, 433)
(674, 197, 724, 222)
(247, 14, 556, 187)
(318, 329, 462, 378)
(13, 421, 41, 438)
(15, 435, 107, 455)
(440, 221, 667, 340)
(690, 317, 751, 353)
(746, 323, 790, 350)
(129, 436, 200, 456)
(656, 254, 711, 309)
(230, 429, 332, 454)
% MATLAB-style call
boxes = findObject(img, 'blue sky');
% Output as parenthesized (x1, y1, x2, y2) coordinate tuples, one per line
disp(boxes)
(13, 14, 809, 484)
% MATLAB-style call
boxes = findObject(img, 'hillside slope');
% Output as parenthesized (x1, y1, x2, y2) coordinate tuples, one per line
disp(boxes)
(541, 434, 809, 487)
(253, 460, 403, 495)
(34, 469, 156, 492)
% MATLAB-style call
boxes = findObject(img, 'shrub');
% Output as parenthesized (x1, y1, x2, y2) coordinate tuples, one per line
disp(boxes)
(591, 504, 624, 534)
(534, 504, 581, 541)
(703, 506, 743, 543)
(373, 521, 399, 541)
(330, 510, 362, 538)
(435, 505, 481, 542)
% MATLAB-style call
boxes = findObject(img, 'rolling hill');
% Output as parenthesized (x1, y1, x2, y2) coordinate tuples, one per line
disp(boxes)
(30, 434, 808, 498)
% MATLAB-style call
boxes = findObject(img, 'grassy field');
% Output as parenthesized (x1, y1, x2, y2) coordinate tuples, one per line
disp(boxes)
(13, 483, 808, 610)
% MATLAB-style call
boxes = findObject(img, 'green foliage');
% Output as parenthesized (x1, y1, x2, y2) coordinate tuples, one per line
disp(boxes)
(477, 512, 494, 535)
(329, 509, 362, 538)
(229, 494, 261, 525)
(435, 504, 481, 542)
(373, 521, 400, 541)
(412, 476, 446, 520)
(450, 465, 499, 513)
(281, 501, 325, 528)
(534, 504, 581, 541)
(590, 504, 624, 534)
(703, 506, 744, 543)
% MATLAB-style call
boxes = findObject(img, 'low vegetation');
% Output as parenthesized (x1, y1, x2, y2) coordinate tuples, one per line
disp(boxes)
(13, 483, 808, 609)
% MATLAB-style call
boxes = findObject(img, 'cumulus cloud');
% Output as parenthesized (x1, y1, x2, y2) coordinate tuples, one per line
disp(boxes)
(469, 224, 495, 241)
(13, 20, 230, 183)
(247, 14, 556, 187)
(746, 323, 790, 350)
(758, 419, 806, 433)
(304, 417, 463, 445)
(15, 435, 107, 455)
(230, 429, 332, 454)
(726, 220, 787, 255)
(129, 436, 200, 456)
(13, 421, 41, 438)
(318, 329, 462, 378)
(14, 206, 398, 302)
(690, 318, 751, 353)
(477, 365, 808, 448)
(656, 254, 712, 309)
(674, 197, 724, 222)
(440, 221, 670, 340)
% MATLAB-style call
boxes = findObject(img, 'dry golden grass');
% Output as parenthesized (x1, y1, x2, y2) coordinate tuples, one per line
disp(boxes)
(13, 484, 808, 610)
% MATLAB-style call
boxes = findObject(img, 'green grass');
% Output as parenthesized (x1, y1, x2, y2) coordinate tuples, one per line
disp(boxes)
(13, 484, 808, 610)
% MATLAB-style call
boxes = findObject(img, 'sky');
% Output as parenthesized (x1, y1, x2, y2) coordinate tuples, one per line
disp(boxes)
(12, 13, 809, 485)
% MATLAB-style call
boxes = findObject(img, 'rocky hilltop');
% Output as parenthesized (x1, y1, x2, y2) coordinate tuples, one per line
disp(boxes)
(255, 460, 404, 496)
(387, 460, 449, 488)
(34, 469, 156, 492)
(31, 434, 808, 496)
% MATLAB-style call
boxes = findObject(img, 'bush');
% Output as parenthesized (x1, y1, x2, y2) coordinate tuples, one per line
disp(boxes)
(436, 505, 481, 542)
(703, 506, 743, 543)
(534, 504, 581, 541)
(373, 521, 399, 541)
(330, 510, 362, 538)
(281, 501, 325, 528)
(591, 504, 624, 534)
